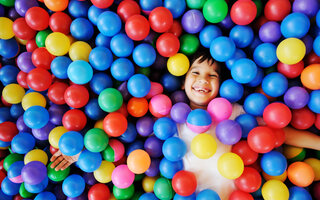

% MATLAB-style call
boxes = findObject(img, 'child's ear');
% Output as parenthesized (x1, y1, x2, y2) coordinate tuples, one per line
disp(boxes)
(181, 80, 185, 90)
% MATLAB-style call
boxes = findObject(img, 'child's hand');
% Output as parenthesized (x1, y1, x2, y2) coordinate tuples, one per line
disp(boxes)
(50, 150, 80, 171)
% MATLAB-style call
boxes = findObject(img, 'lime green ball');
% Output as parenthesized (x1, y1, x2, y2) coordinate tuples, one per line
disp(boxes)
(186, 0, 206, 9)
(113, 185, 135, 200)
(98, 88, 123, 112)
(19, 183, 34, 198)
(47, 162, 70, 182)
(84, 128, 109, 153)
(3, 153, 24, 171)
(180, 34, 200, 56)
(203, 0, 228, 23)
(154, 177, 174, 199)
(102, 145, 115, 162)
(0, 0, 14, 7)
(36, 29, 52, 47)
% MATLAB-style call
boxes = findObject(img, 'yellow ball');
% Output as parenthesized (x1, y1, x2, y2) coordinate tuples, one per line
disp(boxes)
(283, 145, 306, 162)
(2, 84, 25, 104)
(0, 17, 14, 39)
(304, 158, 320, 181)
(69, 41, 92, 61)
(94, 119, 104, 129)
(49, 126, 68, 149)
(142, 176, 157, 193)
(93, 160, 115, 183)
(218, 152, 244, 179)
(263, 170, 287, 182)
(15, 37, 28, 45)
(276, 38, 306, 65)
(21, 92, 47, 110)
(191, 133, 217, 159)
(167, 53, 190, 76)
(262, 180, 289, 200)
(24, 149, 48, 165)
(45, 32, 70, 56)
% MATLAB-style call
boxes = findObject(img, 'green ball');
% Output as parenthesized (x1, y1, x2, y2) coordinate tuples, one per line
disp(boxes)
(264, 65, 277, 75)
(113, 185, 135, 200)
(253, 0, 263, 18)
(134, 174, 144, 182)
(19, 183, 34, 198)
(138, 67, 151, 77)
(3, 153, 24, 171)
(154, 177, 174, 200)
(98, 88, 123, 112)
(180, 34, 200, 56)
(131, 191, 143, 200)
(186, 0, 206, 9)
(84, 128, 109, 152)
(0, 0, 14, 7)
(36, 29, 52, 47)
(203, 0, 228, 23)
(102, 145, 115, 162)
(316, 150, 320, 159)
(47, 162, 70, 182)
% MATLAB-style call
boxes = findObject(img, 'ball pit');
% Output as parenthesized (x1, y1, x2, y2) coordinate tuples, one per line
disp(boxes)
(0, 0, 320, 199)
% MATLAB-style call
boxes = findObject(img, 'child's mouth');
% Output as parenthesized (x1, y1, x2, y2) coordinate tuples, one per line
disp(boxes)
(192, 86, 211, 93)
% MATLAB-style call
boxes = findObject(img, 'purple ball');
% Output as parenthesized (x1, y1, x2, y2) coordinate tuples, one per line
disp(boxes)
(144, 135, 163, 158)
(8, 8, 21, 20)
(16, 115, 31, 132)
(32, 122, 55, 140)
(284, 86, 309, 109)
(66, 192, 88, 200)
(181, 9, 205, 34)
(0, 5, 4, 17)
(15, 0, 39, 17)
(21, 161, 47, 185)
(259, 21, 281, 43)
(170, 90, 189, 104)
(83, 172, 97, 186)
(170, 102, 191, 124)
(216, 120, 242, 145)
(143, 30, 157, 44)
(152, 53, 167, 70)
(302, 34, 314, 54)
(145, 158, 160, 177)
(292, 0, 319, 18)
(48, 105, 68, 126)
(117, 81, 131, 102)
(219, 14, 234, 30)
(54, 184, 67, 200)
(17, 52, 36, 73)
(136, 116, 154, 137)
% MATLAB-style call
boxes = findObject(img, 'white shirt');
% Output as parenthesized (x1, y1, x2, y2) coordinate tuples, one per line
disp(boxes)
(177, 104, 245, 200)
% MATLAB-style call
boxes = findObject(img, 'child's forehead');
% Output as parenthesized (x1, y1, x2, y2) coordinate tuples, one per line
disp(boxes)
(190, 58, 219, 72)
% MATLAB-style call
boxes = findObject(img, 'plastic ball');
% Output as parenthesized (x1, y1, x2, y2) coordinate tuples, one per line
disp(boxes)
(253, 43, 278, 68)
(136, 116, 154, 137)
(290, 107, 316, 130)
(191, 133, 217, 159)
(219, 79, 243, 103)
(197, 189, 220, 200)
(24, 176, 48, 194)
(149, 6, 173, 33)
(234, 167, 261, 193)
(97, 11, 121, 37)
(113, 184, 135, 200)
(22, 92, 46, 111)
(58, 131, 84, 156)
(7, 160, 24, 183)
(160, 73, 181, 92)
(276, 38, 306, 65)
(203, 0, 228, 23)
(263, 102, 291, 129)
(186, 109, 212, 133)
(103, 112, 127, 137)
(229, 190, 254, 200)
(287, 162, 315, 187)
(144, 136, 163, 159)
(64, 85, 89, 108)
(50, 56, 71, 79)
(264, 0, 291, 21)
(164, 0, 186, 19)
(229, 25, 254, 48)
(301, 64, 320, 90)
(0, 17, 14, 39)
(84, 128, 108, 153)
(261, 180, 289, 200)
(25, 7, 49, 31)
(281, 12, 310, 39)
(243, 93, 269, 117)
(167, 53, 189, 76)
(11, 132, 35, 154)
(172, 170, 197, 197)
(67, 60, 93, 85)
(93, 160, 115, 183)
(162, 137, 186, 162)
(179, 34, 200, 56)
(133, 43, 156, 67)
(199, 25, 222, 48)
(127, 97, 148, 118)
(262, 72, 288, 97)
(34, 191, 56, 200)
(110, 33, 134, 58)
(43, 0, 68, 12)
(170, 102, 191, 124)
(2, 84, 25, 104)
(308, 90, 320, 114)
(45, 32, 70, 56)
(247, 126, 276, 153)
(47, 161, 70, 182)
(69, 41, 92, 61)
(284, 86, 309, 109)
(125, 14, 150, 41)
(216, 120, 242, 145)
(110, 58, 134, 81)
(218, 152, 244, 180)
(207, 97, 232, 123)
(127, 74, 151, 98)
(181, 9, 204, 34)
(259, 21, 281, 43)
(21, 161, 47, 185)
(27, 68, 52, 92)
(149, 94, 172, 118)
(289, 186, 312, 200)
(48, 126, 68, 149)
(88, 183, 111, 200)
(23, 106, 49, 129)
(62, 174, 85, 198)
(210, 36, 236, 62)
(117, 0, 140, 22)
(127, 149, 151, 174)
(154, 177, 174, 200)
(3, 153, 24, 172)
(0, 65, 20, 85)
(0, 38, 19, 59)
(231, 58, 257, 84)
(49, 12, 72, 34)
(111, 164, 134, 189)
(77, 150, 102, 173)
(12, 18, 36, 40)
(230, 0, 257, 25)
(98, 88, 123, 112)
(260, 151, 287, 176)
(1, 177, 20, 196)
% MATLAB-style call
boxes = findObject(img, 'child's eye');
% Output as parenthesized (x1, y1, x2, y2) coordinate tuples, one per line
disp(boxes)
(192, 71, 199, 75)
(209, 74, 218, 78)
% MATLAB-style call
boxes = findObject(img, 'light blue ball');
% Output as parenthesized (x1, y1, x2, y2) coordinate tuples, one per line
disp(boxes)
(127, 74, 151, 98)
(244, 93, 269, 116)
(59, 131, 84, 156)
(210, 36, 236, 62)
(11, 132, 35, 154)
(70, 18, 94, 41)
(231, 58, 257, 84)
(225, 49, 246, 70)
(261, 151, 287, 176)
(308, 90, 320, 114)
(67, 60, 93, 85)
(77, 150, 102, 172)
(196, 189, 220, 200)
(51, 56, 72, 79)
(97, 11, 122, 37)
(262, 72, 288, 97)
(159, 157, 183, 179)
(281, 12, 310, 38)
(199, 25, 222, 48)
(133, 43, 156, 67)
(153, 117, 177, 140)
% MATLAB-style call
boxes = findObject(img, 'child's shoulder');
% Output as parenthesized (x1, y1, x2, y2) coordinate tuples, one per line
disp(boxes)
(230, 103, 245, 120)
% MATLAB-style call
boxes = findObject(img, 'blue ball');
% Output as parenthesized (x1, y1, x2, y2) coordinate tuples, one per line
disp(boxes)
(62, 174, 85, 198)
(162, 137, 187, 162)
(197, 189, 221, 200)
(77, 150, 102, 172)
(0, 38, 19, 59)
(261, 151, 287, 176)
(126, 140, 144, 156)
(127, 74, 151, 98)
(317, 9, 320, 28)
(133, 43, 156, 67)
(231, 58, 258, 84)
(67, 60, 93, 85)
(23, 106, 49, 129)
(70, 18, 94, 41)
(119, 122, 137, 143)
(244, 93, 269, 116)
(247, 36, 262, 54)
(95, 33, 111, 48)
(68, 0, 90, 18)
(35, 191, 57, 200)
(97, 11, 122, 37)
(111, 58, 135, 81)
(229, 25, 254, 48)
(164, 0, 186, 18)
(24, 176, 48, 194)
(140, 0, 162, 11)
(7, 161, 24, 184)
(210, 36, 236, 62)
(281, 12, 310, 38)
(0, 107, 13, 123)
(11, 132, 35, 154)
(51, 56, 72, 79)
(9, 104, 23, 119)
(88, 5, 108, 26)
(308, 90, 320, 114)
(89, 46, 113, 71)
(1, 177, 20, 196)
(159, 157, 183, 179)
(253, 43, 278, 68)
(0, 189, 12, 200)
(289, 186, 312, 200)
(0, 139, 10, 148)
(199, 25, 222, 48)
(262, 72, 288, 97)
(246, 67, 264, 87)
(153, 117, 177, 140)
(174, 193, 196, 200)
(0, 65, 19, 85)
(235, 114, 258, 138)
(139, 193, 159, 200)
(84, 99, 106, 121)
(161, 73, 181, 93)
(219, 79, 244, 103)
(313, 35, 320, 57)
(90, 72, 113, 95)
(110, 33, 134, 57)
(225, 49, 246, 70)
(59, 131, 84, 156)
(187, 109, 212, 127)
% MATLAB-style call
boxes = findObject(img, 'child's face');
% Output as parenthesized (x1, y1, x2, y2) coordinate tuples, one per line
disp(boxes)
(183, 58, 220, 109)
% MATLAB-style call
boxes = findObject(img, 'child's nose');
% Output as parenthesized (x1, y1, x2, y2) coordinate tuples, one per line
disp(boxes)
(197, 78, 209, 84)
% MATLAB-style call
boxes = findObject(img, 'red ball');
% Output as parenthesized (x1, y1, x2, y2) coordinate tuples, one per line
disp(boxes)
(13, 194, 23, 200)
(32, 47, 55, 70)
(264, 0, 291, 21)
(0, 122, 19, 142)
(315, 114, 320, 130)
(48, 82, 68, 105)
(91, 0, 113, 9)
(313, 182, 320, 200)
(25, 7, 50, 31)
(103, 113, 128, 137)
(64, 85, 89, 108)
(305, 51, 320, 65)
(49, 145, 59, 155)
(229, 190, 254, 200)
(263, 102, 292, 129)
(49, 12, 72, 35)
(88, 183, 111, 200)
(13, 18, 36, 40)
(125, 15, 150, 41)
(115, 103, 128, 118)
(27, 68, 52, 91)
(117, 0, 141, 22)
(62, 109, 87, 131)
(26, 39, 38, 52)
(172, 170, 197, 197)
(156, 33, 180, 57)
(290, 107, 316, 130)
(0, 159, 5, 173)
(247, 126, 276, 153)
(277, 61, 304, 79)
(235, 167, 261, 193)
(149, 7, 173, 33)
(0, 170, 5, 186)
(272, 128, 286, 148)
(167, 20, 183, 37)
(231, 140, 258, 166)
(230, 0, 257, 25)
(17, 71, 28, 89)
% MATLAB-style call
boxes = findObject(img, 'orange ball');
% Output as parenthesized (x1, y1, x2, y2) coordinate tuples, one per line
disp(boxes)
(127, 97, 148, 117)
(103, 113, 128, 137)
(127, 149, 151, 174)
(44, 0, 68, 12)
(287, 162, 315, 187)
(300, 64, 320, 90)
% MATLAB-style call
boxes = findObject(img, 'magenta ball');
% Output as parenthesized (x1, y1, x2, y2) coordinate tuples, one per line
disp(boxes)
(149, 94, 172, 118)
(111, 164, 134, 189)
(207, 98, 233, 123)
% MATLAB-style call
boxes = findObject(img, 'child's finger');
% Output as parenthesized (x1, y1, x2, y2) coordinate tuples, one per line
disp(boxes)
(50, 150, 62, 162)
(55, 160, 68, 171)
(59, 162, 71, 171)
(50, 156, 63, 168)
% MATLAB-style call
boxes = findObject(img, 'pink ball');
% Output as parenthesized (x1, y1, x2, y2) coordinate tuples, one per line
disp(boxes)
(111, 164, 135, 189)
(149, 94, 172, 118)
(207, 98, 232, 123)
(145, 82, 163, 99)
